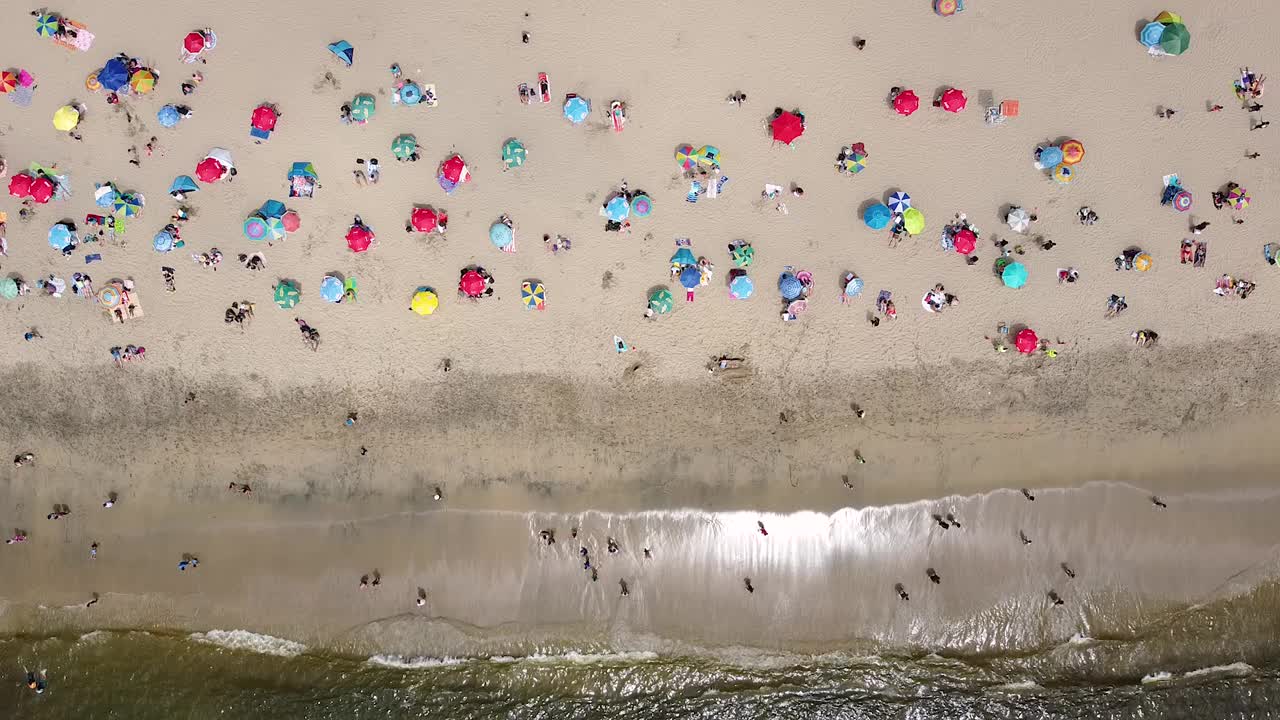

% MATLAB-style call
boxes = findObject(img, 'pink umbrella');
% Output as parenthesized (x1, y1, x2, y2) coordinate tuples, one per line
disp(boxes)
(195, 157, 226, 183)
(952, 228, 976, 254)
(439, 154, 469, 185)
(939, 88, 967, 113)
(459, 270, 486, 297)
(251, 105, 278, 132)
(1015, 328, 1039, 354)
(8, 173, 33, 197)
(184, 32, 206, 54)
(410, 207, 440, 232)
(893, 90, 919, 116)
(29, 176, 54, 204)
(345, 225, 374, 253)
(281, 210, 301, 233)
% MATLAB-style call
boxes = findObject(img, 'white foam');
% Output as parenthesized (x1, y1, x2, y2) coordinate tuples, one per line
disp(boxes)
(994, 681, 1042, 692)
(367, 654, 469, 669)
(1141, 671, 1173, 684)
(190, 629, 306, 657)
(1184, 662, 1253, 679)
(490, 651, 659, 665)
(1067, 633, 1095, 646)
(77, 630, 108, 643)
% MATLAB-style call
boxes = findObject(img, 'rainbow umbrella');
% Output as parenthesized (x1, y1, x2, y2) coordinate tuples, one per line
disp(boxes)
(934, 0, 959, 16)
(675, 144, 696, 171)
(35, 13, 58, 37)
(1228, 187, 1250, 210)
(243, 214, 269, 241)
(1059, 139, 1085, 165)
(1173, 190, 1193, 212)
(130, 70, 157, 95)
(265, 216, 287, 240)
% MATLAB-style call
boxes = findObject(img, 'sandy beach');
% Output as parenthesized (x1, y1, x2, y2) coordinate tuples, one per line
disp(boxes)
(2, 0, 1280, 716)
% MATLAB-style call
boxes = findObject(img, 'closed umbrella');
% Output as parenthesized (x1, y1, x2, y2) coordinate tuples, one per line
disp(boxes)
(489, 221, 513, 249)
(953, 228, 977, 254)
(648, 288, 674, 314)
(459, 270, 486, 297)
(605, 195, 630, 221)
(771, 111, 804, 144)
(779, 273, 803, 300)
(319, 275, 344, 302)
(679, 266, 701, 290)
(887, 191, 912, 213)
(129, 69, 156, 95)
(1002, 261, 1028, 288)
(631, 194, 653, 217)
(243, 214, 269, 241)
(563, 95, 590, 124)
(729, 274, 754, 300)
(939, 88, 967, 113)
(1007, 207, 1031, 232)
(52, 105, 80, 131)
(893, 90, 919, 116)
(411, 288, 439, 315)
(1015, 328, 1039, 354)
(274, 281, 300, 309)
(864, 203, 892, 230)
(392, 134, 417, 160)
(346, 224, 374, 252)
(501, 138, 526, 168)
(251, 105, 278, 132)
(350, 94, 375, 122)
(902, 207, 925, 235)
(157, 105, 182, 128)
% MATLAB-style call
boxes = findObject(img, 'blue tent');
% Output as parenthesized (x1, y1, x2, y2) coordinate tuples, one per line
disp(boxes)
(157, 105, 181, 128)
(779, 273, 803, 300)
(168, 176, 198, 196)
(98, 58, 129, 92)
(670, 247, 697, 266)
(327, 41, 354, 66)
(260, 199, 287, 218)
(679, 266, 701, 290)
(864, 203, 892, 230)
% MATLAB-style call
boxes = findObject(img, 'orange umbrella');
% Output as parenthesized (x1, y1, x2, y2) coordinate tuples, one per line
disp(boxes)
(1060, 139, 1085, 166)
(0, 71, 17, 94)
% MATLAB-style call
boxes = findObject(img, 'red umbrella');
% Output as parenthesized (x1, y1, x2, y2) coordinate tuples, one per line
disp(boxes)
(940, 88, 967, 113)
(251, 105, 278, 132)
(893, 90, 919, 116)
(8, 173, 33, 197)
(410, 207, 439, 232)
(29, 175, 55, 204)
(952, 228, 976, 254)
(195, 157, 226, 183)
(1015, 328, 1039, 355)
(439, 155, 469, 184)
(281, 210, 301, 233)
(770, 111, 804, 144)
(184, 32, 206, 54)
(0, 71, 17, 94)
(345, 224, 374, 253)
(459, 270, 486, 297)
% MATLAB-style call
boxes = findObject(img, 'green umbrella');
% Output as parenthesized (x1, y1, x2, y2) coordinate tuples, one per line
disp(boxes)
(502, 138, 527, 169)
(648, 288, 674, 315)
(350, 94, 376, 122)
(731, 244, 755, 268)
(0, 277, 17, 300)
(391, 134, 417, 160)
(1159, 23, 1190, 56)
(274, 281, 300, 309)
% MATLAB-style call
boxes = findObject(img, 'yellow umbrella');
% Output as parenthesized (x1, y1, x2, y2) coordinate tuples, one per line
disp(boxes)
(52, 105, 80, 132)
(84, 71, 101, 92)
(410, 289, 438, 316)
(902, 207, 925, 236)
(1134, 253, 1153, 272)
(1153, 10, 1182, 24)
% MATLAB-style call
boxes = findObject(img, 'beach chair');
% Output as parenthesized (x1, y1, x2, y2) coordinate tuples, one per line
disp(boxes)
(984, 100, 1019, 126)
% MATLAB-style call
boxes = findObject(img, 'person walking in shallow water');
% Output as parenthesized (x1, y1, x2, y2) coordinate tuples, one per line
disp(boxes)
(894, 583, 909, 601)
(743, 577, 754, 593)
(926, 568, 941, 585)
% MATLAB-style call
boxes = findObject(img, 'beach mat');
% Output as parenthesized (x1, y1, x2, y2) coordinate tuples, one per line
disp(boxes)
(52, 19, 94, 52)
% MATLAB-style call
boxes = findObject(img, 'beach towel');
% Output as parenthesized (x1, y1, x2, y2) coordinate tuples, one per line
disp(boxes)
(686, 182, 701, 203)
(249, 127, 271, 142)
(52, 19, 94, 52)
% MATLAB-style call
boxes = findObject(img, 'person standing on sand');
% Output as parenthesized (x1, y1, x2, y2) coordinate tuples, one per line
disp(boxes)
(743, 577, 754, 593)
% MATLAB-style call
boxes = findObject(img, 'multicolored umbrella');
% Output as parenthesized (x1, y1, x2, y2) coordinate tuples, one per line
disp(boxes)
(97, 284, 121, 308)
(1015, 328, 1039, 354)
(631, 194, 653, 217)
(129, 69, 156, 95)
(841, 150, 867, 174)
(1228, 186, 1250, 210)
(953, 228, 977, 254)
(95, 184, 117, 207)
(731, 244, 754, 267)
(346, 224, 374, 252)
(274, 281, 300, 309)
(935, 0, 959, 16)
(350, 94, 375, 122)
(410, 207, 441, 233)
(196, 157, 227, 183)
(893, 90, 919, 116)
(1159, 23, 1190, 55)
(251, 105, 278, 132)
(771, 111, 804, 144)
(392, 134, 417, 160)
(604, 195, 630, 222)
(679, 266, 702, 290)
(319, 275, 344, 303)
(695, 145, 721, 167)
(52, 105, 80, 131)
(243, 214, 269, 240)
(0, 71, 17, 94)
(1038, 146, 1063, 168)
(648, 288, 673, 314)
(887, 191, 912, 213)
(864, 203, 892, 230)
(939, 88, 967, 113)
(675, 144, 696, 171)
(563, 95, 590, 124)
(489, 222, 513, 249)
(1173, 190, 1193, 212)
(459, 270, 486, 297)
(902, 207, 925, 235)
(521, 281, 546, 310)
(501, 138, 526, 168)
(1060, 139, 1085, 165)
(157, 105, 182, 128)
(35, 13, 58, 37)
(1007, 207, 1031, 232)
(843, 276, 864, 297)
(1134, 253, 1153, 272)
(113, 193, 143, 218)
(1002, 261, 1028, 289)
(729, 274, 754, 300)
(1053, 165, 1076, 185)
(411, 288, 438, 315)
(265, 216, 286, 240)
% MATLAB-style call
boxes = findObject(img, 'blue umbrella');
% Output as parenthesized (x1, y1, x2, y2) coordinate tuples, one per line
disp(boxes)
(48, 223, 73, 250)
(327, 40, 354, 66)
(94, 183, 118, 209)
(729, 274, 754, 299)
(679, 265, 701, 290)
(1037, 146, 1063, 168)
(98, 58, 129, 92)
(1140, 21, 1166, 47)
(157, 105, 181, 128)
(152, 230, 175, 253)
(113, 193, 143, 218)
(605, 195, 630, 222)
(887, 191, 912, 213)
(670, 247, 697, 266)
(438, 175, 458, 194)
(844, 276, 864, 297)
(864, 203, 892, 230)
(1002, 261, 1028, 289)
(260, 199, 287, 218)
(319, 275, 344, 303)
(168, 176, 198, 196)
(399, 82, 422, 105)
(779, 273, 803, 300)
(563, 95, 590, 124)
(489, 222, 514, 249)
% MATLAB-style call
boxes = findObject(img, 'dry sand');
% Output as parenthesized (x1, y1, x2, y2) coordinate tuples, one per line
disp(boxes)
(1, 0, 1279, 654)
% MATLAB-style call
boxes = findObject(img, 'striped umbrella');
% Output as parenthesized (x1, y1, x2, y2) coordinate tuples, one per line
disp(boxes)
(1059, 139, 1085, 165)
(0, 71, 17, 94)
(243, 215, 269, 241)
(35, 13, 58, 37)
(520, 281, 546, 310)
(113, 193, 143, 218)
(674, 144, 696, 172)
(887, 191, 911, 213)
(265, 216, 287, 240)
(841, 150, 867, 174)
(129, 69, 157, 95)
(1228, 187, 1250, 210)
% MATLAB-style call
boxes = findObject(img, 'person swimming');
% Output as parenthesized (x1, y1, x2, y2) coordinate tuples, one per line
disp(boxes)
(26, 671, 46, 694)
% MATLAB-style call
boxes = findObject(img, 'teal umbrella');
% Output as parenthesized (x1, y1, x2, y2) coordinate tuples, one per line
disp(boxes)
(502, 138, 527, 168)
(350, 94, 376, 122)
(392, 134, 417, 160)
(0, 277, 17, 300)
(1002, 262, 1028, 289)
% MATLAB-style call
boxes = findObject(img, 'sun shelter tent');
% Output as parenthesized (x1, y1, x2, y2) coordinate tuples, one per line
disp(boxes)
(288, 162, 318, 198)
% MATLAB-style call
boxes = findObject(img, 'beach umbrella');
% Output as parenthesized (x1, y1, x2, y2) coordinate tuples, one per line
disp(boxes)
(152, 229, 175, 253)
(521, 281, 546, 310)
(29, 176, 54, 204)
(439, 154, 470, 185)
(501, 138, 526, 168)
(157, 105, 182, 128)
(731, 244, 755, 267)
(771, 111, 804, 144)
(35, 13, 58, 37)
(940, 88, 967, 113)
(1173, 190, 1193, 212)
(675, 144, 697, 171)
(0, 277, 17, 300)
(346, 224, 374, 253)
(410, 288, 438, 315)
(438, 175, 458, 193)
(841, 150, 867, 174)
(196, 157, 226, 183)
(1159, 23, 1190, 55)
(1015, 328, 1039, 354)
(84, 71, 100, 93)
(8, 173, 31, 197)
(953, 228, 977, 254)
(631, 194, 653, 218)
(1038, 146, 1063, 168)
(605, 195, 630, 222)
(1140, 21, 1166, 47)
(563, 95, 590, 124)
(399, 81, 423, 106)
(1228, 187, 1250, 210)
(95, 184, 118, 208)
(98, 59, 129, 92)
(274, 281, 300, 309)
(243, 214, 269, 241)
(328, 40, 354, 66)
(648, 288, 674, 314)
(695, 145, 721, 167)
(887, 191, 912, 213)
(264, 216, 286, 240)
(0, 71, 17, 94)
(260, 200, 287, 218)
(1155, 10, 1183, 24)
(844, 276, 864, 297)
(1002, 261, 1028, 288)
(679, 266, 701, 290)
(251, 105, 279, 132)
(410, 207, 440, 232)
(1059, 139, 1085, 165)
(350, 94, 375, 122)
(1053, 165, 1076, 185)
(779, 273, 803, 300)
(97, 284, 122, 308)
(459, 270, 486, 297)
(1007, 207, 1031, 232)
(129, 69, 156, 95)
(729, 274, 754, 300)
(113, 193, 143, 217)
(168, 176, 198, 196)
(47, 223, 73, 250)
(392, 134, 417, 160)
(902, 207, 925, 235)
(489, 222, 514, 249)
(893, 90, 919, 116)
(281, 210, 301, 232)
(184, 31, 207, 54)
(319, 275, 344, 303)
(935, 0, 959, 15)
(52, 105, 80, 132)
(670, 247, 697, 266)
(864, 203, 892, 230)
(1134, 253, 1153, 272)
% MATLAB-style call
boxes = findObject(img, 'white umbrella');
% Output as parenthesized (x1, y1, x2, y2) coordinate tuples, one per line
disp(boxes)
(204, 147, 234, 172)
(1006, 207, 1031, 233)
